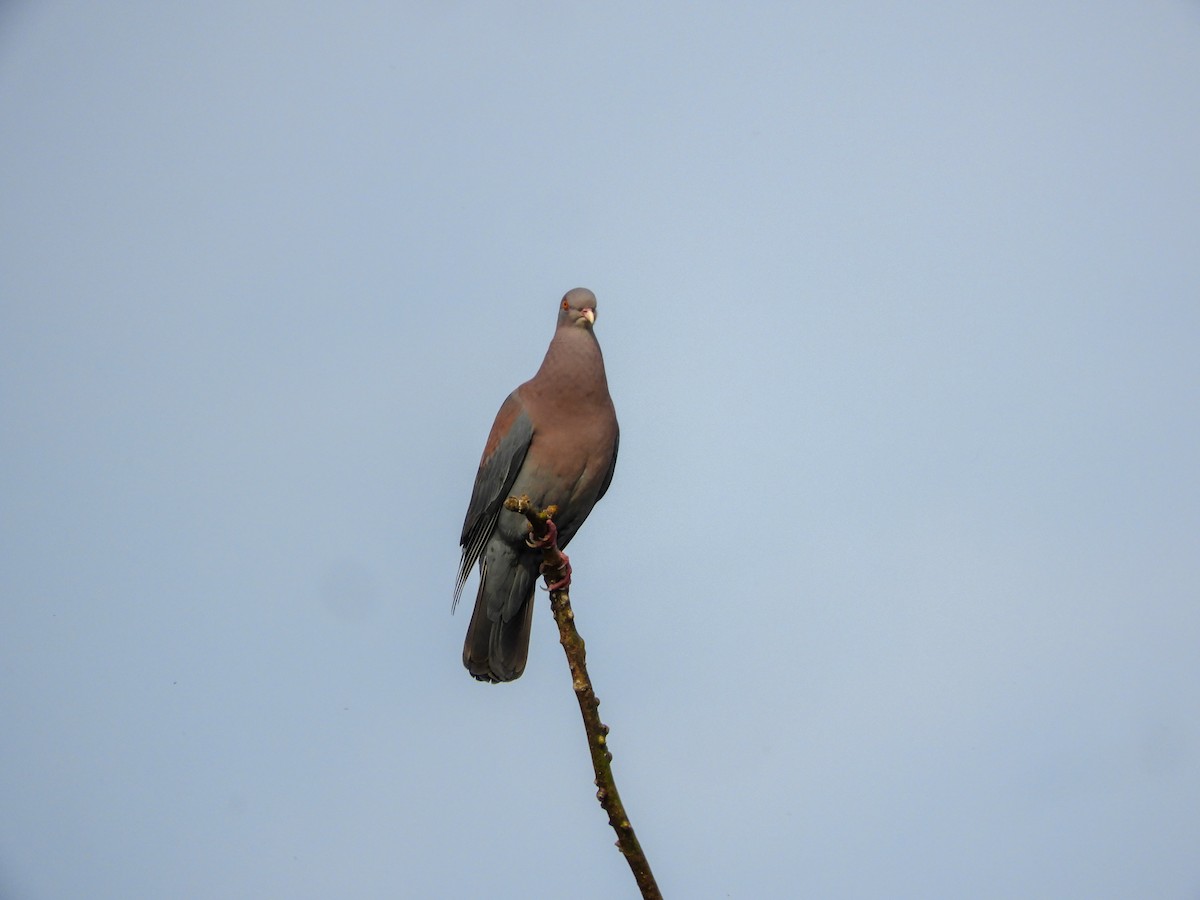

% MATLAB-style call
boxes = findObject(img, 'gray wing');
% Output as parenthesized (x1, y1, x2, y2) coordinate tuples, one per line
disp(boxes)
(453, 391, 534, 610)
(595, 425, 619, 502)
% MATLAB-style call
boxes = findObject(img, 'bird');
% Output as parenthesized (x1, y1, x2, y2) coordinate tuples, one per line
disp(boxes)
(454, 288, 619, 682)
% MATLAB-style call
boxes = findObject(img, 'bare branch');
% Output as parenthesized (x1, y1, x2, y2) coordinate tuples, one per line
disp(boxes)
(504, 495, 662, 900)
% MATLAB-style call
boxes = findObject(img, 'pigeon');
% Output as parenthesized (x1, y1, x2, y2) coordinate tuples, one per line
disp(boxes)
(454, 288, 619, 682)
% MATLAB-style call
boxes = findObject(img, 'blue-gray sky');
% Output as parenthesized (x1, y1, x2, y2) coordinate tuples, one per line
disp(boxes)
(2, 3, 1199, 898)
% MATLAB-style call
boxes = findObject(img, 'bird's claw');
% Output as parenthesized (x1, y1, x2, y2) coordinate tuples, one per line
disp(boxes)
(541, 554, 572, 592)
(525, 518, 559, 550)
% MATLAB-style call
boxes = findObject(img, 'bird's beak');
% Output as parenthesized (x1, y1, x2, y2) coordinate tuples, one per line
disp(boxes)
(581, 308, 595, 326)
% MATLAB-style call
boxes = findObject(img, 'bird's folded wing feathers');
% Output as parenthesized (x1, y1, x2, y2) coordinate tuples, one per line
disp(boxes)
(595, 426, 619, 503)
(454, 391, 535, 608)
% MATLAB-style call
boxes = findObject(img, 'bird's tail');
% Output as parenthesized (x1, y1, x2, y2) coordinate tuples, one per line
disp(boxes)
(462, 560, 538, 682)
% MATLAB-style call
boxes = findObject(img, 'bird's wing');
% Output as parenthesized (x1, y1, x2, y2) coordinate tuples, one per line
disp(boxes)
(453, 390, 534, 609)
(595, 424, 619, 503)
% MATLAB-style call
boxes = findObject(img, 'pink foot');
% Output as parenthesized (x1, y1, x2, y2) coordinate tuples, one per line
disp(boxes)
(542, 553, 572, 591)
(526, 519, 559, 550)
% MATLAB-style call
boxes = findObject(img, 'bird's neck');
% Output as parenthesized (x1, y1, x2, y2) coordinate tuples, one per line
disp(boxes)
(530, 326, 609, 399)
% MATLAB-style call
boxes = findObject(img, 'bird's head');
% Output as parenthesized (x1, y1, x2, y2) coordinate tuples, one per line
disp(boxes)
(558, 287, 598, 329)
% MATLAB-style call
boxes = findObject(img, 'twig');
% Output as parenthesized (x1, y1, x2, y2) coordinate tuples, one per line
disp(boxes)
(503, 495, 662, 900)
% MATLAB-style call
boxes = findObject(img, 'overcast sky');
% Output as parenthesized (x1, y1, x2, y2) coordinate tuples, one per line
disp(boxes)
(2, 3, 1199, 898)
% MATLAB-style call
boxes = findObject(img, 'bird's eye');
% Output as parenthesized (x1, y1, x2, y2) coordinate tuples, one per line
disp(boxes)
(561, 300, 569, 310)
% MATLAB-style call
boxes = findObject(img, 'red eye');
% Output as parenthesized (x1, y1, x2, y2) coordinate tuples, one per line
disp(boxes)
(561, 300, 569, 310)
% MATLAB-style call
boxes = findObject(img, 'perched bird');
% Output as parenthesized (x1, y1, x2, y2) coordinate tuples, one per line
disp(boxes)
(454, 288, 619, 682)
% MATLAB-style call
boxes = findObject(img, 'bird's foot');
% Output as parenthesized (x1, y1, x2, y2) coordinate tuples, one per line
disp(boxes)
(541, 553, 572, 592)
(525, 518, 559, 550)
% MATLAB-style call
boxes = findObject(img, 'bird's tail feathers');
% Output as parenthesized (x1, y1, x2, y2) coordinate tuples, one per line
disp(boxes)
(462, 559, 537, 682)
